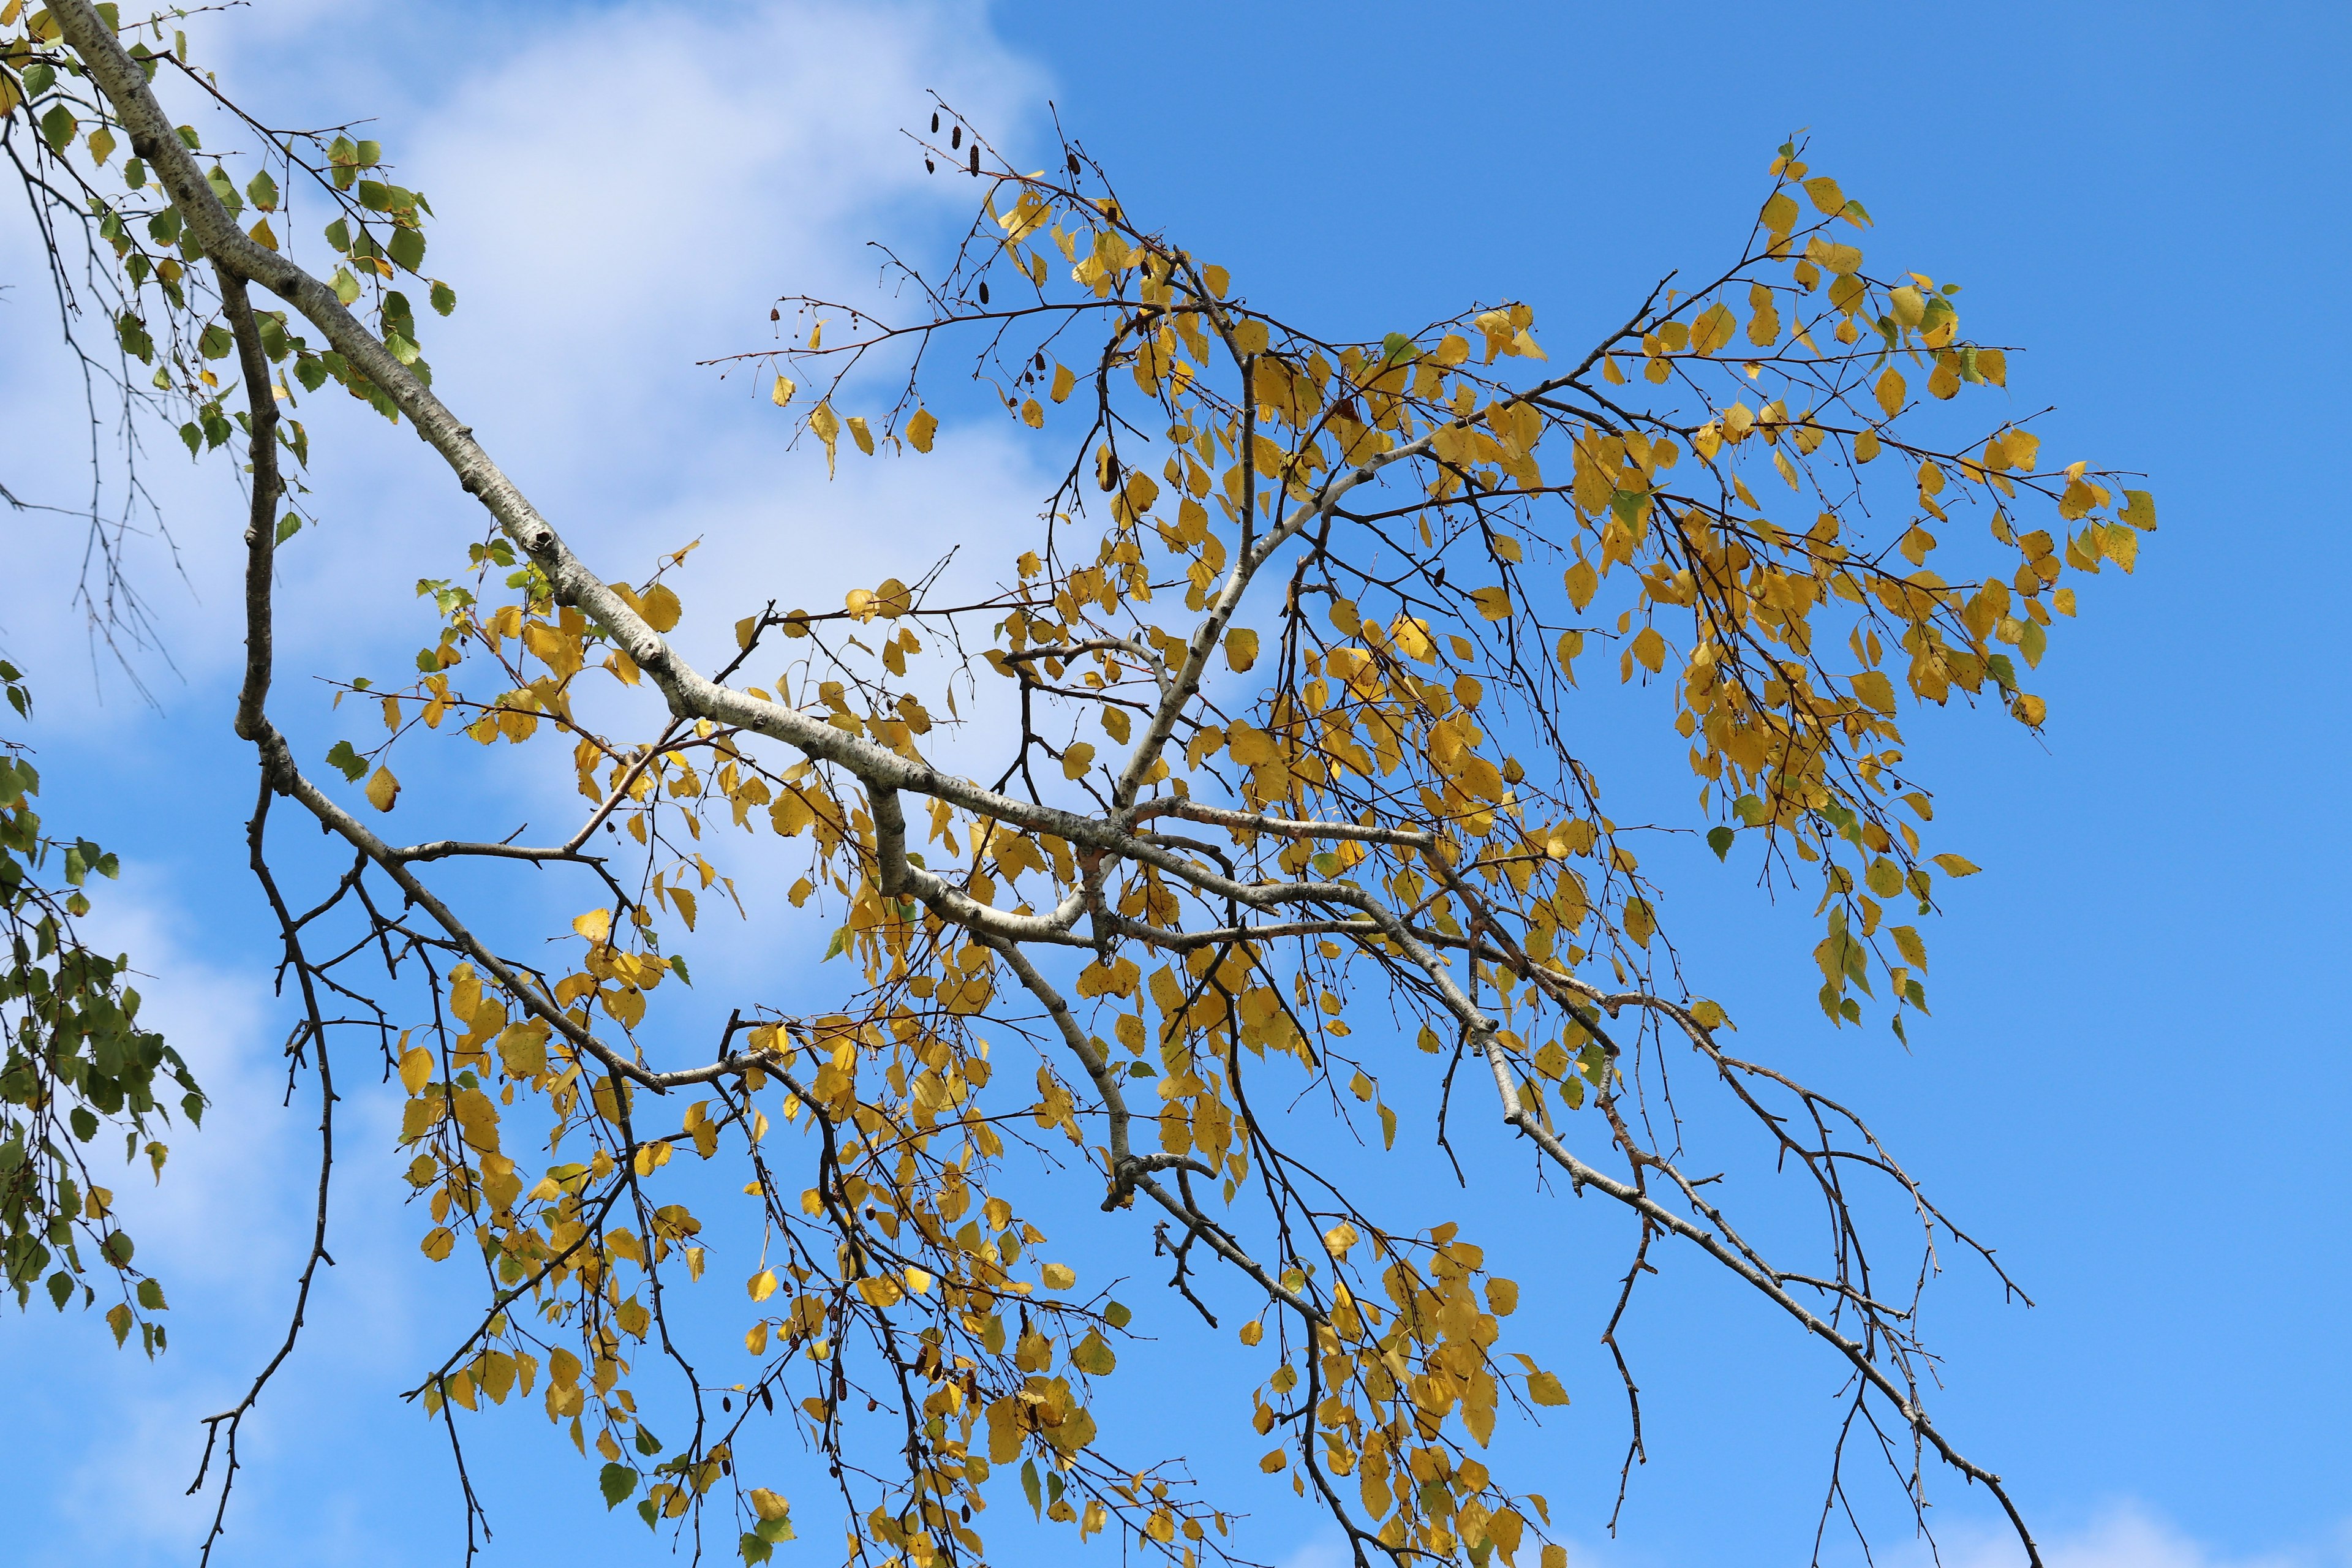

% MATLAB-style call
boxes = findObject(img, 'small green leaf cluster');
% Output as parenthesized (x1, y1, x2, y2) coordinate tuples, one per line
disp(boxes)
(0, 663, 201, 1352)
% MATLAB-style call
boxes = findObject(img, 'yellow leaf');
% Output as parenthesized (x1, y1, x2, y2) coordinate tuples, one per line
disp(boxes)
(1689, 302, 1737, 355)
(1855, 429, 1881, 463)
(1804, 235, 1864, 276)
(1050, 363, 1077, 403)
(421, 1226, 456, 1261)
(1469, 585, 1513, 621)
(1322, 1223, 1359, 1259)
(750, 1488, 791, 1522)
(364, 766, 400, 812)
(809, 401, 841, 477)
(1225, 628, 1259, 671)
(1390, 616, 1435, 662)
(1630, 625, 1665, 673)
(497, 1023, 548, 1079)
(908, 407, 938, 451)
(572, 908, 612, 944)
(748, 1268, 780, 1302)
(1851, 670, 1896, 714)
(1487, 1278, 1518, 1316)
(1874, 368, 1906, 419)
(846, 415, 876, 454)
(1621, 897, 1654, 947)
(1060, 742, 1095, 781)
(1070, 1330, 1117, 1375)
(1227, 724, 1278, 767)
(1562, 560, 1598, 611)
(1803, 175, 1845, 214)
(398, 1044, 433, 1095)
(1041, 1262, 1077, 1290)
(2101, 522, 2138, 573)
(2012, 693, 2048, 727)
(1259, 1449, 1288, 1473)
(639, 582, 682, 632)
(1931, 853, 1981, 876)
(770, 374, 796, 406)
(1527, 1371, 1570, 1406)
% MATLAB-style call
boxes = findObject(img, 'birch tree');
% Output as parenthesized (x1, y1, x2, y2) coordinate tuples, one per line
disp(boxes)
(6, 5, 2157, 1566)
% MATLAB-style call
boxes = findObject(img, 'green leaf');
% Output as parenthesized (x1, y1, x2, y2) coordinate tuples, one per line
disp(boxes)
(388, 227, 425, 272)
(116, 312, 154, 363)
(1022, 1458, 1042, 1519)
(39, 103, 76, 156)
(429, 281, 457, 316)
(598, 1462, 635, 1509)
(245, 169, 279, 212)
(204, 164, 243, 216)
(276, 513, 303, 545)
(324, 741, 368, 782)
(1706, 825, 1735, 861)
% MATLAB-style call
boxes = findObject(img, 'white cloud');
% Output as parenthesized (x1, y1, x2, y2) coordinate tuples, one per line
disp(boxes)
(1905, 1504, 2350, 1568)
(2, 0, 1055, 724)
(1279, 1534, 1357, 1568)
(4, 4, 1061, 1562)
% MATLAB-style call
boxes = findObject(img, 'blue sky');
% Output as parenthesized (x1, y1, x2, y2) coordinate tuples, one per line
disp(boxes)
(3, 2, 2346, 1566)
